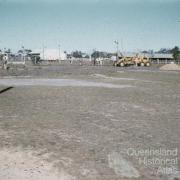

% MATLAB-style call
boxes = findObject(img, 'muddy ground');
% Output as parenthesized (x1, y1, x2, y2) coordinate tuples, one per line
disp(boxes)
(0, 65, 180, 180)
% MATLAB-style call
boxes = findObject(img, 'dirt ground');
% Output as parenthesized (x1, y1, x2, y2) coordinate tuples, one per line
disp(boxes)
(0, 65, 180, 180)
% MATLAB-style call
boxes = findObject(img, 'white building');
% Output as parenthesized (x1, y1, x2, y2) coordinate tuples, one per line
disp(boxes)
(33, 49, 67, 61)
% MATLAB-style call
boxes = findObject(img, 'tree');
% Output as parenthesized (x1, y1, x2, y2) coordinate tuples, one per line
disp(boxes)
(0, 53, 3, 61)
(31, 55, 41, 64)
(18, 50, 23, 54)
(171, 46, 180, 62)
(72, 51, 83, 58)
(24, 49, 32, 54)
(84, 55, 90, 59)
(141, 50, 154, 54)
(18, 49, 32, 55)
(91, 51, 99, 59)
(156, 48, 171, 54)
(5, 48, 11, 54)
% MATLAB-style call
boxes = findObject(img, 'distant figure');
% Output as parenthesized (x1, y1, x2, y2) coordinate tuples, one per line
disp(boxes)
(93, 58, 96, 66)
(2, 55, 8, 70)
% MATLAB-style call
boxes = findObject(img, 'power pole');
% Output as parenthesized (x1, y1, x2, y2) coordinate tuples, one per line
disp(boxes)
(58, 44, 61, 63)
(93, 49, 96, 66)
(121, 38, 124, 52)
(114, 40, 119, 61)
(22, 46, 25, 64)
(42, 44, 45, 60)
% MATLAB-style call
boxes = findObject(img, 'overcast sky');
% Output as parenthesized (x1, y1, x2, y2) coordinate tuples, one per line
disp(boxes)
(0, 0, 180, 52)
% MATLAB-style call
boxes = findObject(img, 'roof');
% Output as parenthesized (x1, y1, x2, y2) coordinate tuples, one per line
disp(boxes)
(150, 53, 173, 59)
(119, 53, 173, 59)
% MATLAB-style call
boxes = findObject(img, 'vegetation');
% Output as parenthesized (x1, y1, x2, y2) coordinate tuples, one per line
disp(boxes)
(31, 55, 41, 65)
(171, 46, 180, 62)
(91, 51, 114, 59)
(149, 47, 180, 62)
(156, 48, 171, 54)
(72, 51, 83, 58)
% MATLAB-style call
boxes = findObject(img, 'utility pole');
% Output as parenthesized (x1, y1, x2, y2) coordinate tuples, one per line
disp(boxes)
(114, 40, 119, 61)
(58, 44, 61, 63)
(93, 48, 96, 66)
(42, 44, 45, 60)
(22, 46, 25, 64)
(121, 38, 124, 52)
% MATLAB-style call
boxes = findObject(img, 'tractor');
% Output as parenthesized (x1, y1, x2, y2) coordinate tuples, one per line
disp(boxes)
(133, 55, 151, 67)
(114, 57, 135, 67)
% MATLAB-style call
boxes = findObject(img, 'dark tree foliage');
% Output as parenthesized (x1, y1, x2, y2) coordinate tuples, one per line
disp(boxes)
(156, 48, 171, 54)
(31, 55, 41, 64)
(5, 48, 11, 54)
(91, 51, 110, 59)
(84, 55, 90, 58)
(18, 49, 32, 55)
(141, 50, 154, 54)
(91, 51, 100, 59)
(171, 46, 180, 61)
(72, 51, 83, 58)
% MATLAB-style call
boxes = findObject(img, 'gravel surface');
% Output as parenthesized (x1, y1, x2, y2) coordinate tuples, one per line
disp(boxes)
(0, 65, 180, 180)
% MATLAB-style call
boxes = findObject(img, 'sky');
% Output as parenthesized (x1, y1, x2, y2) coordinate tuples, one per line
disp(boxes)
(0, 0, 180, 53)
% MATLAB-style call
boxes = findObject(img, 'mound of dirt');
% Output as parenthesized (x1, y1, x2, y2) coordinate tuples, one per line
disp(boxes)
(160, 64, 180, 71)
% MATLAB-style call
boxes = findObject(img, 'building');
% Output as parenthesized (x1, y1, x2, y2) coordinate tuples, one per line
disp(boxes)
(149, 53, 173, 64)
(33, 49, 67, 61)
(118, 52, 174, 64)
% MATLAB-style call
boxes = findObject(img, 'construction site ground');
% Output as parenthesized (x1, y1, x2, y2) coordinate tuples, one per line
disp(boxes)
(0, 65, 179, 180)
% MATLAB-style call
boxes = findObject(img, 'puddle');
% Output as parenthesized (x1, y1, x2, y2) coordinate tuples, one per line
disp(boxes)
(0, 79, 133, 89)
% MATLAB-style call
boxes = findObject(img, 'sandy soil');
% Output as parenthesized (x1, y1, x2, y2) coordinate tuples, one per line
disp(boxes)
(160, 64, 180, 71)
(0, 65, 180, 180)
(0, 148, 75, 180)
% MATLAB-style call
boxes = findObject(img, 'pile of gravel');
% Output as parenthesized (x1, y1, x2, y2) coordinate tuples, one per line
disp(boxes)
(160, 63, 180, 71)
